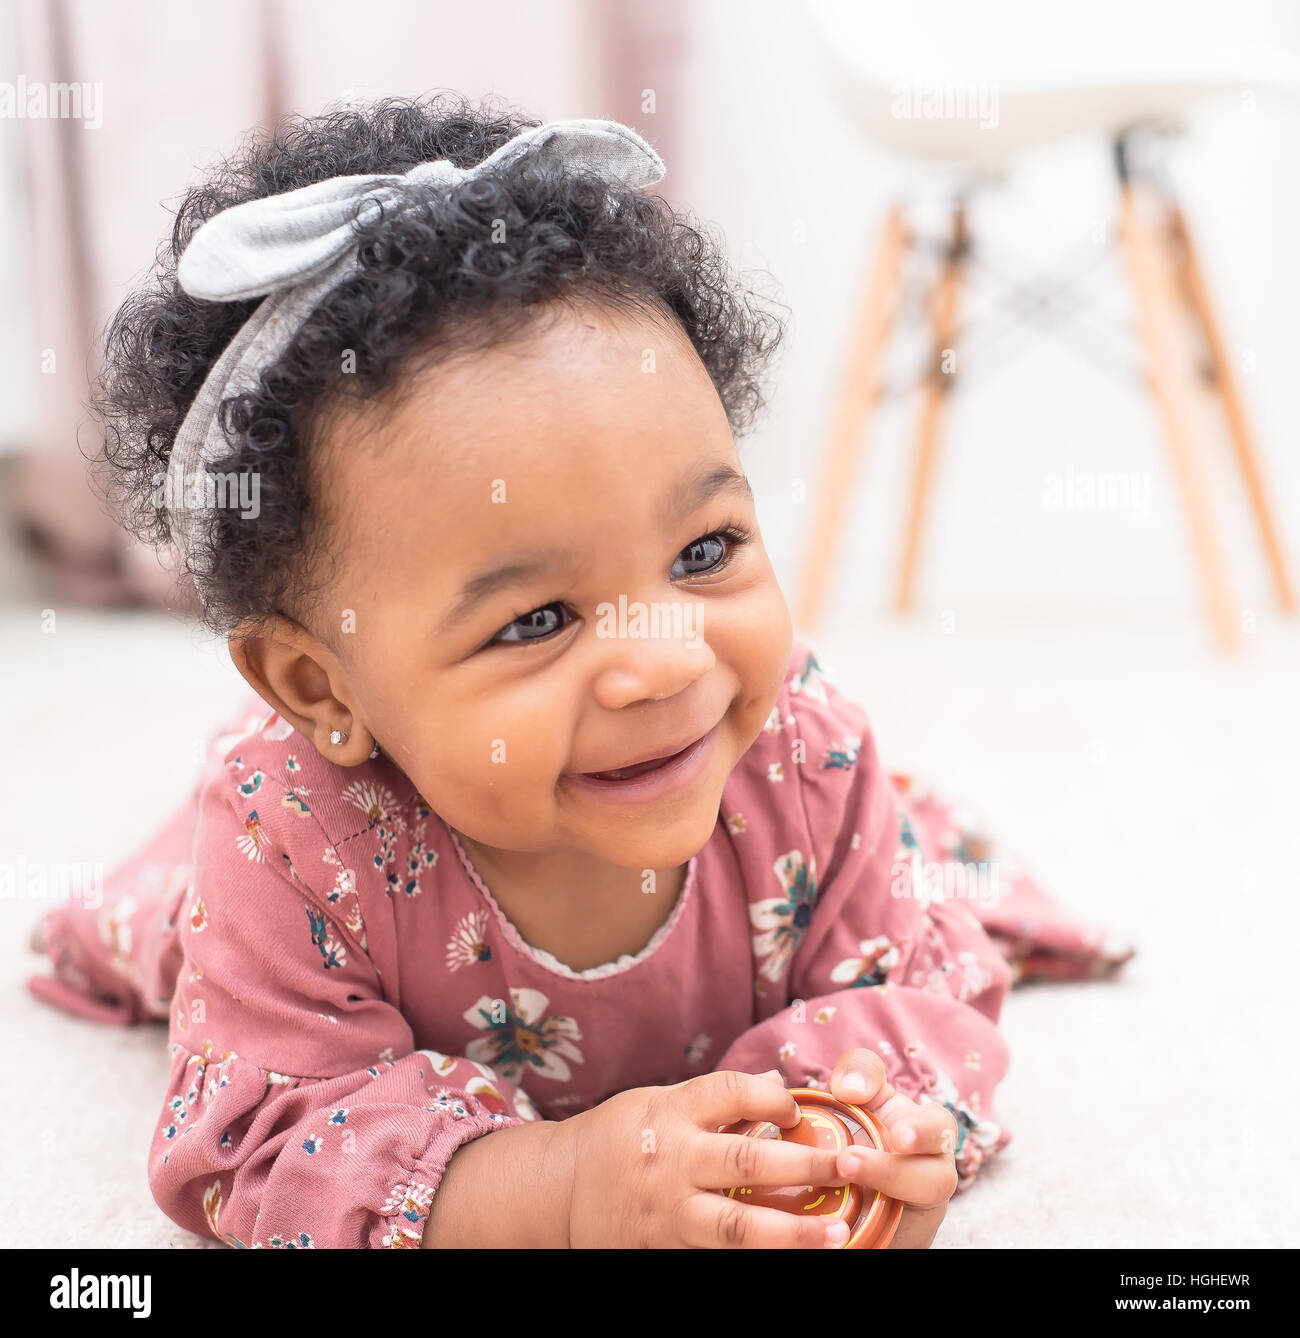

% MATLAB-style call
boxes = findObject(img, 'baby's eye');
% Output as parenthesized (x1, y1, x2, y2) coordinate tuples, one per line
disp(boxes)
(490, 602, 572, 645)
(670, 527, 749, 579)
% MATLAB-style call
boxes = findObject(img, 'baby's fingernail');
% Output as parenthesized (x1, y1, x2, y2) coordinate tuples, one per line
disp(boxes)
(839, 1151, 867, 1176)
(824, 1221, 849, 1247)
(761, 1068, 783, 1082)
(900, 1124, 917, 1149)
(839, 1072, 869, 1095)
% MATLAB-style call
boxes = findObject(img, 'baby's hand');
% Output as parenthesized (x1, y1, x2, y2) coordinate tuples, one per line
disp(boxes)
(554, 1069, 851, 1249)
(827, 1047, 959, 1248)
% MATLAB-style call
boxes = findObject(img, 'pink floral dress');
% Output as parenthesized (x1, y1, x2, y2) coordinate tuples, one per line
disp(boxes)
(29, 640, 1132, 1248)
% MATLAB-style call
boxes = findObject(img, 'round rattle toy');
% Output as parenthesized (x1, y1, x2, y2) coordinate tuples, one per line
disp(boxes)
(719, 1086, 904, 1249)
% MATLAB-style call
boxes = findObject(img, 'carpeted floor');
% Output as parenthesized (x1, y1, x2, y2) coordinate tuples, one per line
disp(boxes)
(4, 600, 1296, 1248)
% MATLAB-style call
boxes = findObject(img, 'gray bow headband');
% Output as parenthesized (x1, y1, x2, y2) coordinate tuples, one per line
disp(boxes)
(162, 117, 665, 593)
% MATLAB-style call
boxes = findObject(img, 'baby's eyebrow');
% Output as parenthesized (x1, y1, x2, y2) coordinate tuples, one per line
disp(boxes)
(440, 461, 753, 635)
(440, 550, 582, 635)
(663, 462, 753, 526)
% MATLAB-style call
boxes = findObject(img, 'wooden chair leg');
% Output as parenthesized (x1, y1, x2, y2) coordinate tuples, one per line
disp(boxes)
(1118, 182, 1241, 653)
(1165, 206, 1296, 612)
(894, 204, 967, 613)
(795, 206, 907, 632)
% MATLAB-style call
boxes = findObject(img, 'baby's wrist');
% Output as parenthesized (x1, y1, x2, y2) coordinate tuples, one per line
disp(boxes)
(887, 1203, 946, 1249)
(422, 1118, 573, 1249)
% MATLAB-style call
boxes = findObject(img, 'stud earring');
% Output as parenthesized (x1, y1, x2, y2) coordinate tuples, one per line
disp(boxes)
(329, 729, 347, 746)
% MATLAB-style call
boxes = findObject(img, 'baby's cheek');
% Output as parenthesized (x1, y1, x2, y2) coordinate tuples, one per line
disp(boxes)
(733, 592, 796, 731)
(747, 582, 795, 687)
(410, 732, 568, 848)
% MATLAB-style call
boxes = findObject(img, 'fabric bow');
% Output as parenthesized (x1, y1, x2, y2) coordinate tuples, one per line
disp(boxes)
(177, 118, 665, 303)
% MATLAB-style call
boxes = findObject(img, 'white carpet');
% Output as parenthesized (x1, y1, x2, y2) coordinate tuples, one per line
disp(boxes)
(3, 600, 1296, 1248)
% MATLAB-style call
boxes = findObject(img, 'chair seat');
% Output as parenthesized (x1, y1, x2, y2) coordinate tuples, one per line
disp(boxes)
(804, 0, 1300, 166)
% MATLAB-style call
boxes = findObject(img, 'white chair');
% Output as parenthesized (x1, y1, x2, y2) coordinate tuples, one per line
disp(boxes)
(795, 0, 1300, 651)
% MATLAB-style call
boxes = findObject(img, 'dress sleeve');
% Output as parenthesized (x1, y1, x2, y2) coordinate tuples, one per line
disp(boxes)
(26, 693, 272, 1025)
(152, 777, 539, 1249)
(715, 661, 1014, 1189)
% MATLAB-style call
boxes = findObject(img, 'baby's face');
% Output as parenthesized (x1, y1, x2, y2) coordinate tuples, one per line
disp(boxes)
(310, 300, 793, 872)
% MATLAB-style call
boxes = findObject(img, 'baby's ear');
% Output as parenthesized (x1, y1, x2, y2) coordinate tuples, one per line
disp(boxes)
(227, 615, 374, 765)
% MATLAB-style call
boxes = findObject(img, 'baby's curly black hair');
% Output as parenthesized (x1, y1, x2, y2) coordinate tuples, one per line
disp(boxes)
(95, 92, 787, 636)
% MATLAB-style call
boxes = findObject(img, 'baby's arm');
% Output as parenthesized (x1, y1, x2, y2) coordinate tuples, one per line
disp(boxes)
(712, 667, 1018, 1243)
(421, 1119, 568, 1248)
(153, 789, 553, 1249)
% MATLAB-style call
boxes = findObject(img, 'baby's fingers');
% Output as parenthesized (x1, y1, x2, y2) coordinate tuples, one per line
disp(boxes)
(677, 1069, 799, 1131)
(829, 1050, 944, 1139)
(829, 1048, 890, 1106)
(691, 1128, 842, 1192)
(836, 1146, 958, 1209)
(678, 1193, 849, 1250)
(887, 1103, 959, 1156)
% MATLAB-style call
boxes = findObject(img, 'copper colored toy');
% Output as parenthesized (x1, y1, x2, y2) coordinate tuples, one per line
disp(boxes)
(720, 1086, 904, 1249)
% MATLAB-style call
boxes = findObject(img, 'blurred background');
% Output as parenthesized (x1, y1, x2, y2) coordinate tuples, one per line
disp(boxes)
(2, 0, 1297, 1248)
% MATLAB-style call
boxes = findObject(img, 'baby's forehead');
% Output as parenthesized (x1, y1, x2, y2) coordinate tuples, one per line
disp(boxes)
(326, 298, 702, 437)
(316, 305, 726, 501)
(327, 415, 742, 543)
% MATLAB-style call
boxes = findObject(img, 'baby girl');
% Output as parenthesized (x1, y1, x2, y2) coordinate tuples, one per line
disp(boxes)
(28, 94, 1131, 1249)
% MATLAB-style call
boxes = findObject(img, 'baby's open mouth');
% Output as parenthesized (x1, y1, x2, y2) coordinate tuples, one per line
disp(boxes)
(564, 721, 723, 801)
(582, 740, 696, 782)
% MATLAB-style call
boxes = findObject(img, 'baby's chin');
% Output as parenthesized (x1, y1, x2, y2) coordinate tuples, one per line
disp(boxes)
(561, 742, 742, 869)
(589, 804, 722, 872)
